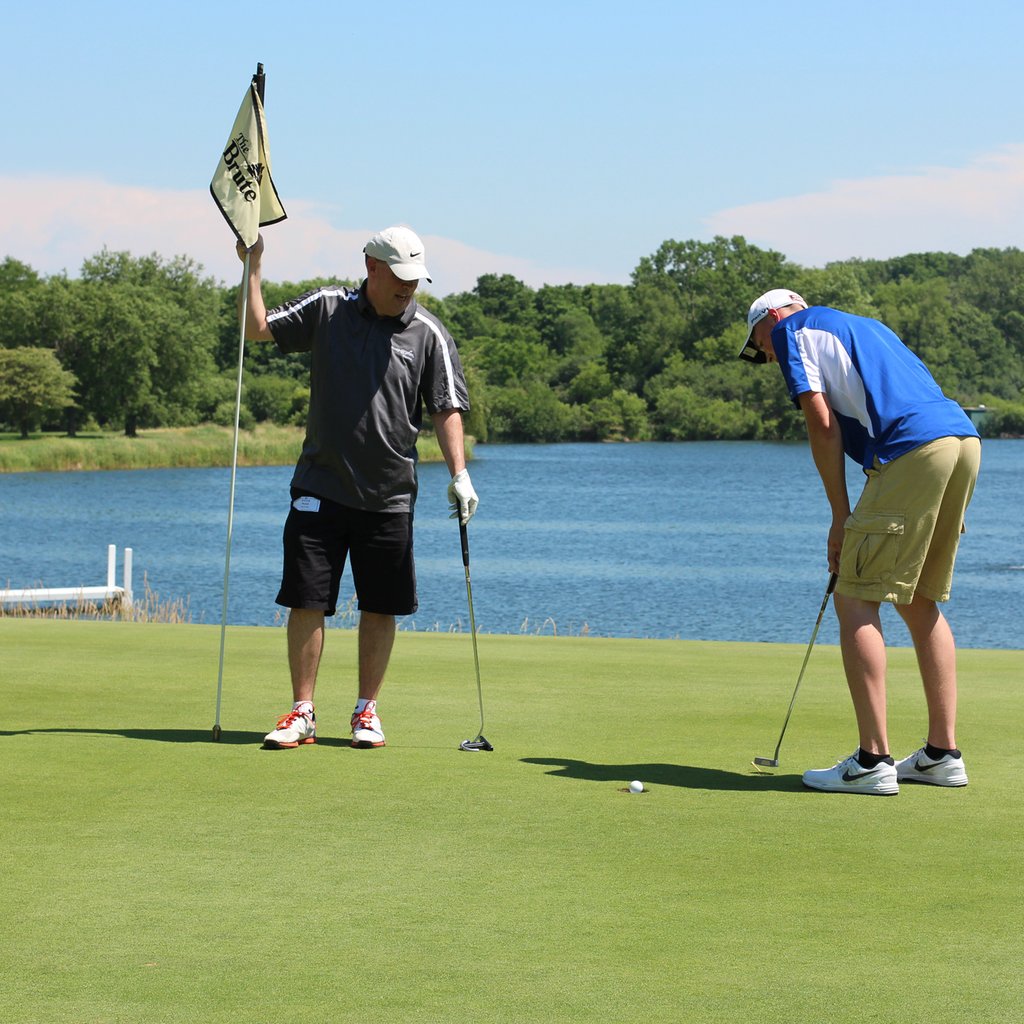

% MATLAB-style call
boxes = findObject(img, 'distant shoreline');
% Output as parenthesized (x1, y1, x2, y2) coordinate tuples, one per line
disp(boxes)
(0, 424, 458, 473)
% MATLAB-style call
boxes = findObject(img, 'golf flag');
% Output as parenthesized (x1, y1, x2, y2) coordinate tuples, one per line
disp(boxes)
(210, 67, 287, 742)
(210, 81, 287, 248)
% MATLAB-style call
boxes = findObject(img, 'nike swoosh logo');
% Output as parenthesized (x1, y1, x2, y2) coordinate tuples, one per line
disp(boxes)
(409, 250, 422, 257)
(842, 768, 878, 782)
(912, 759, 939, 773)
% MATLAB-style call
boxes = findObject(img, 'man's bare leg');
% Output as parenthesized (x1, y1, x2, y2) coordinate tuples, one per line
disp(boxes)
(287, 608, 325, 703)
(358, 611, 396, 700)
(835, 594, 890, 755)
(895, 594, 958, 750)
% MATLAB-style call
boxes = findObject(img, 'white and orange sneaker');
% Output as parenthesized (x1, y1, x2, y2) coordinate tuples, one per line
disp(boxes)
(263, 706, 316, 749)
(351, 699, 386, 748)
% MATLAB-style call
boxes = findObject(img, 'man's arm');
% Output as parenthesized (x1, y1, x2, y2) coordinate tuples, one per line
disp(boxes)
(798, 390, 851, 573)
(235, 234, 274, 342)
(432, 408, 478, 523)
(430, 408, 467, 476)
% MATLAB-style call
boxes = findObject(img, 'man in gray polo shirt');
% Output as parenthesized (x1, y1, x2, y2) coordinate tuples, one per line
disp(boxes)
(236, 225, 478, 750)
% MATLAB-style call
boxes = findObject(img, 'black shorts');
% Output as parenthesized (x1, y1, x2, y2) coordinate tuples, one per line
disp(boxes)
(276, 490, 417, 616)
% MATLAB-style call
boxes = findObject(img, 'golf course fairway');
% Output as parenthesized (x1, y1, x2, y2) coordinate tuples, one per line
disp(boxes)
(3, 619, 1021, 1023)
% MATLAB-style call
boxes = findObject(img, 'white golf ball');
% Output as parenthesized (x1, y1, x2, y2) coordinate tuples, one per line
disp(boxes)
(629, 780, 644, 794)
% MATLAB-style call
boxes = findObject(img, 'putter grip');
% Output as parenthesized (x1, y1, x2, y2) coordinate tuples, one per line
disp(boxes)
(459, 519, 470, 567)
(827, 572, 838, 594)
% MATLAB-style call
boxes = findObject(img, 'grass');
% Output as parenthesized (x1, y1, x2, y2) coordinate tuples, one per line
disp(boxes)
(0, 425, 457, 472)
(2, 619, 1021, 1023)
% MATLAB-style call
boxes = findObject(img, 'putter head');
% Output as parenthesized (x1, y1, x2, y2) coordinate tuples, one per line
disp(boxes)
(753, 756, 779, 768)
(459, 736, 494, 752)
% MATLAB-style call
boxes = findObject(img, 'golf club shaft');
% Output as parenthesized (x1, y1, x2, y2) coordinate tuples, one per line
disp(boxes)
(459, 519, 485, 736)
(768, 572, 838, 761)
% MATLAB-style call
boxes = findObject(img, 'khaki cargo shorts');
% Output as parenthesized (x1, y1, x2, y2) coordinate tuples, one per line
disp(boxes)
(837, 436, 981, 604)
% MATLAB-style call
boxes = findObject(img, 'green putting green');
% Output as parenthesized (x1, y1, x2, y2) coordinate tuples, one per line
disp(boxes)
(2, 619, 1021, 1023)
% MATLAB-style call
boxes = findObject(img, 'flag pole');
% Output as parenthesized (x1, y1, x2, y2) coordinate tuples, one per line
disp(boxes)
(212, 62, 264, 743)
(212, 247, 250, 742)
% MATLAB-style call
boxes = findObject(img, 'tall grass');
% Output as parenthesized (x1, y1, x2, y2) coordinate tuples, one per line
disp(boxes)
(7, 598, 594, 633)
(0, 424, 462, 473)
(0, 575, 191, 623)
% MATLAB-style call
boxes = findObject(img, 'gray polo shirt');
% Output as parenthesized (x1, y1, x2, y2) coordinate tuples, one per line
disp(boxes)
(267, 283, 470, 512)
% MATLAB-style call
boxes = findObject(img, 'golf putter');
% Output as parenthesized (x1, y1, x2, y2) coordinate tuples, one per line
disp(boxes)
(458, 517, 493, 752)
(753, 572, 838, 769)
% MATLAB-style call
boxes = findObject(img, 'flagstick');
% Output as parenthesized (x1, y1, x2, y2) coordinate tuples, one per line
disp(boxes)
(212, 250, 250, 741)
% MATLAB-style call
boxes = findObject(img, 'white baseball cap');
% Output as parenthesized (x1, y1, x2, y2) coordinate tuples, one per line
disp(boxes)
(738, 288, 808, 363)
(363, 226, 432, 283)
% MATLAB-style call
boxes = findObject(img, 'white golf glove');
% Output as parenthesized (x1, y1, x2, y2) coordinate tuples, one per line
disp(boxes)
(447, 469, 479, 524)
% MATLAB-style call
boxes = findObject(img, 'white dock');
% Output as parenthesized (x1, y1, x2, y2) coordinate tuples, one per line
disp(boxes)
(0, 544, 134, 608)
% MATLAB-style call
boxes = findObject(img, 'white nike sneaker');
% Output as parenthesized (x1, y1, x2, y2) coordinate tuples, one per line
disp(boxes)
(263, 708, 316, 749)
(895, 747, 968, 787)
(802, 751, 899, 795)
(351, 700, 386, 748)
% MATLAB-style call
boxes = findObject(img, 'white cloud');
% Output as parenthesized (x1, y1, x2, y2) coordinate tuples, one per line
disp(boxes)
(10, 148, 1021, 294)
(705, 144, 1024, 265)
(0, 176, 613, 295)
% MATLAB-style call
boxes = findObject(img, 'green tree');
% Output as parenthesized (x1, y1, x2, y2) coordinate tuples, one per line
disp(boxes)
(0, 347, 78, 437)
(793, 263, 880, 318)
(57, 251, 221, 435)
(602, 277, 686, 388)
(957, 248, 1024, 374)
(564, 362, 614, 404)
(632, 235, 796, 354)
(487, 383, 577, 442)
(245, 373, 307, 425)
(6, 234, 1019, 445)
(473, 274, 538, 329)
(0, 258, 45, 351)
(459, 363, 489, 443)
(441, 290, 493, 348)
(547, 307, 609, 389)
(475, 330, 555, 387)
(652, 384, 760, 441)
(581, 389, 652, 441)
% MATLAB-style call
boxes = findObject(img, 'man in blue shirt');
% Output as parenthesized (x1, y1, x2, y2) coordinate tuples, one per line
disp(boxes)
(740, 290, 981, 795)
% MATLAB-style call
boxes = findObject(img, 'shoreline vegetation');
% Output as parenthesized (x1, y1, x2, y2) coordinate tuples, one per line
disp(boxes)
(0, 424, 463, 473)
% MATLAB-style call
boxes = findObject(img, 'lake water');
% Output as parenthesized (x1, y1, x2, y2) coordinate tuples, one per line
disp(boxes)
(1, 441, 1021, 649)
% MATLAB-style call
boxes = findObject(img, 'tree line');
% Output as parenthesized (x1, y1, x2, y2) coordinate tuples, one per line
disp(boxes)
(2, 237, 1022, 441)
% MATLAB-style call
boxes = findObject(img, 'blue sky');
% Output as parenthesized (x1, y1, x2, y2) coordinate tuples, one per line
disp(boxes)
(5, 0, 1024, 295)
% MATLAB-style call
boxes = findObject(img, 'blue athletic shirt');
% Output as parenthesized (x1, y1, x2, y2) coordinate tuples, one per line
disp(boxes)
(771, 306, 978, 471)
